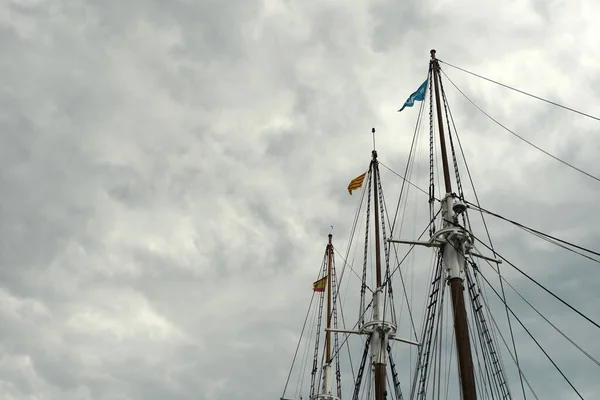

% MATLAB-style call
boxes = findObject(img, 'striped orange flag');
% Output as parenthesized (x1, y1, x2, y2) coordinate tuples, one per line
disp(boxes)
(347, 172, 366, 195)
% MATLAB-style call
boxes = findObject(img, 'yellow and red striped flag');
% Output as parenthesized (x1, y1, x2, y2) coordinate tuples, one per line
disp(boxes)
(347, 172, 367, 195)
(312, 276, 327, 292)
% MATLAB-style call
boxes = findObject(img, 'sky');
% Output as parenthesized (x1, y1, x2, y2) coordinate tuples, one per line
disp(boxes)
(1, 0, 600, 399)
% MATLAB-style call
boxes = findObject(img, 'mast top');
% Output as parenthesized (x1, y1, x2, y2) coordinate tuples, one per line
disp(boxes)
(372, 128, 378, 159)
(430, 49, 437, 60)
(371, 127, 376, 152)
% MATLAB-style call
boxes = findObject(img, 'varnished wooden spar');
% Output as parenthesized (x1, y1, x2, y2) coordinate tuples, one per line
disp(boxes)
(319, 232, 336, 399)
(371, 149, 386, 400)
(430, 49, 477, 400)
(326, 233, 333, 366)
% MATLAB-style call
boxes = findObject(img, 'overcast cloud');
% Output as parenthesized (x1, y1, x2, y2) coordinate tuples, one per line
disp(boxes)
(1, 0, 599, 399)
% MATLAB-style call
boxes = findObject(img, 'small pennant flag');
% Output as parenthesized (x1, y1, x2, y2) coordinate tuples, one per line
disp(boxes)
(398, 79, 428, 112)
(313, 276, 327, 292)
(347, 172, 366, 195)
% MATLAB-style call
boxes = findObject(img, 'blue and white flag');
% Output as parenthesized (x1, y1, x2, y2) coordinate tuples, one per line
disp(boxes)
(398, 79, 428, 112)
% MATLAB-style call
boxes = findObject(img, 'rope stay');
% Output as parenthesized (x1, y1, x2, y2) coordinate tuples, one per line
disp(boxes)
(439, 68, 600, 184)
(439, 59, 600, 123)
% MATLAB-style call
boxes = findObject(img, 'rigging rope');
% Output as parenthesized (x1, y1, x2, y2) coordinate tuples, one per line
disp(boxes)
(309, 251, 330, 397)
(440, 69, 600, 184)
(380, 177, 421, 339)
(432, 62, 528, 399)
(282, 291, 317, 398)
(439, 59, 600, 123)
(446, 238, 524, 399)
(472, 265, 541, 400)
(379, 162, 433, 199)
(466, 201, 600, 263)
(391, 75, 430, 233)
(329, 299, 373, 361)
(476, 265, 584, 400)
(495, 265, 600, 368)
(465, 292, 496, 399)
(335, 247, 376, 284)
(437, 72, 528, 397)
(330, 250, 358, 384)
(384, 208, 441, 284)
(339, 165, 373, 295)
(468, 231, 600, 331)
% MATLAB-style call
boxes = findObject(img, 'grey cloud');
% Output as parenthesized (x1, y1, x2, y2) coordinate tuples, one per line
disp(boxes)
(0, 0, 599, 399)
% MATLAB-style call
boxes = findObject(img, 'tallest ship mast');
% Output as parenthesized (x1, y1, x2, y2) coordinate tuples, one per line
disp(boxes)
(389, 49, 480, 399)
(430, 49, 477, 399)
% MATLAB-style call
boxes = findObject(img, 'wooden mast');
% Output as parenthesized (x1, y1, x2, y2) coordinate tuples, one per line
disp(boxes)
(326, 233, 333, 365)
(371, 146, 386, 400)
(319, 232, 336, 399)
(430, 49, 477, 399)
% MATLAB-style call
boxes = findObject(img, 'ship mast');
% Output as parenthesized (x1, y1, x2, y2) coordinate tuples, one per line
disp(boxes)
(319, 233, 336, 399)
(360, 135, 412, 400)
(430, 49, 477, 399)
(371, 148, 387, 400)
(325, 130, 419, 400)
(327, 233, 333, 367)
